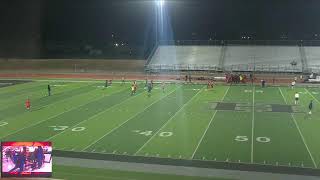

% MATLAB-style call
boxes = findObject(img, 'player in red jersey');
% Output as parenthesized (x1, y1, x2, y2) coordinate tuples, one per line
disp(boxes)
(25, 98, 31, 110)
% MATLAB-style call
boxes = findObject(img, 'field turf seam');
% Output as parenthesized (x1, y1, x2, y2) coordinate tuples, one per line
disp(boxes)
(134, 86, 205, 155)
(46, 88, 147, 141)
(81, 86, 180, 152)
(0, 86, 128, 139)
(278, 87, 317, 168)
(191, 86, 230, 159)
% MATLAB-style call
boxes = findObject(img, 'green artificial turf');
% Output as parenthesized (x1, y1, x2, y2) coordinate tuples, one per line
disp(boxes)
(1, 80, 320, 169)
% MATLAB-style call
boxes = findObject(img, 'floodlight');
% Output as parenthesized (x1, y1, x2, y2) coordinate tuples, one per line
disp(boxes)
(156, 0, 165, 7)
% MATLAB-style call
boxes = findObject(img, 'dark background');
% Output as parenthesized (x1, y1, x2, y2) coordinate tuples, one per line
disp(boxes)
(0, 0, 319, 58)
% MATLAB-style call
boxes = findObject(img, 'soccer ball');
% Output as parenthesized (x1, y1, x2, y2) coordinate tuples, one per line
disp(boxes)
(309, 111, 312, 115)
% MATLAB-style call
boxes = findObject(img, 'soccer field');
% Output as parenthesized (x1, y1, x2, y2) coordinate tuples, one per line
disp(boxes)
(1, 79, 320, 170)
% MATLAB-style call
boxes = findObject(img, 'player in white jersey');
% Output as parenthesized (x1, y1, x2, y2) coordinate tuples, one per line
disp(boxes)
(291, 81, 296, 89)
(294, 92, 299, 105)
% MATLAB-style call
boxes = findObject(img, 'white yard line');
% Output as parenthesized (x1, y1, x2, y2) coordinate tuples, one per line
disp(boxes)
(81, 86, 179, 151)
(191, 86, 230, 159)
(278, 87, 317, 168)
(305, 88, 320, 104)
(278, 87, 288, 104)
(46, 90, 146, 141)
(251, 86, 255, 163)
(290, 114, 317, 168)
(134, 86, 205, 155)
(0, 87, 127, 139)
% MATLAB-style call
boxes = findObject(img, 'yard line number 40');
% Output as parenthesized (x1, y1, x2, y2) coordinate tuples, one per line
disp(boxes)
(132, 130, 173, 137)
(235, 136, 271, 143)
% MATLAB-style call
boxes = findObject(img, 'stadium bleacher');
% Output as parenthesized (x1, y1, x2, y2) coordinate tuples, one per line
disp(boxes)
(147, 43, 320, 73)
(224, 45, 302, 72)
(148, 45, 222, 71)
(305, 47, 320, 73)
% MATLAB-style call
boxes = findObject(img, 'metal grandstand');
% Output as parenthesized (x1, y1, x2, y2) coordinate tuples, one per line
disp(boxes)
(145, 40, 320, 73)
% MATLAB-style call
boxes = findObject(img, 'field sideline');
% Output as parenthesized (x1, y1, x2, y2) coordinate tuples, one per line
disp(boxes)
(1, 79, 320, 170)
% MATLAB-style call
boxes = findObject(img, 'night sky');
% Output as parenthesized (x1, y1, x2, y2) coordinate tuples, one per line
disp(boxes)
(0, 0, 320, 57)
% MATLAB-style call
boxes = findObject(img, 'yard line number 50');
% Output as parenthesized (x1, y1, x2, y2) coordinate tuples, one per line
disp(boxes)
(235, 136, 271, 143)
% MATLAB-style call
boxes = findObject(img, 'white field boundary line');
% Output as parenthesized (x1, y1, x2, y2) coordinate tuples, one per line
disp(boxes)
(81, 86, 180, 151)
(0, 86, 128, 139)
(191, 86, 230, 159)
(305, 88, 320, 104)
(251, 86, 255, 163)
(46, 88, 147, 141)
(134, 86, 205, 155)
(56, 172, 137, 180)
(278, 87, 317, 168)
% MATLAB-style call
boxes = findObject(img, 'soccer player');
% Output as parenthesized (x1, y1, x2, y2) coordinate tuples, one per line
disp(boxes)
(161, 81, 165, 92)
(308, 100, 313, 115)
(291, 81, 296, 89)
(105, 80, 108, 88)
(131, 84, 135, 95)
(294, 92, 299, 105)
(261, 79, 266, 88)
(131, 81, 137, 95)
(147, 82, 152, 97)
(134, 82, 138, 94)
(47, 85, 51, 96)
(25, 98, 31, 110)
(121, 76, 125, 86)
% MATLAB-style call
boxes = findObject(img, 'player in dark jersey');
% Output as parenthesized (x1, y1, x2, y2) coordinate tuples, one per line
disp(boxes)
(47, 85, 51, 96)
(161, 81, 165, 92)
(147, 82, 152, 97)
(308, 100, 313, 115)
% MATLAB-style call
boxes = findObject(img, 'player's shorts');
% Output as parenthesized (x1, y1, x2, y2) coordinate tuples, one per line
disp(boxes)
(295, 98, 299, 101)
